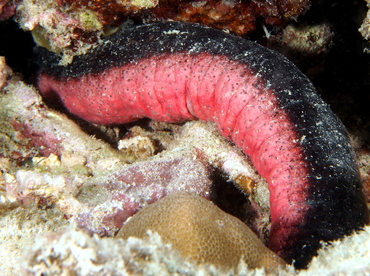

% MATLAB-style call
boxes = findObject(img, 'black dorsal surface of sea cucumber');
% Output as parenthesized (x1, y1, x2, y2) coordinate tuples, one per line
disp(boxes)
(36, 21, 369, 268)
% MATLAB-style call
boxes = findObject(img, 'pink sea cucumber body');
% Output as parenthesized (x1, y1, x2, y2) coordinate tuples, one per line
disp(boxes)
(39, 52, 309, 237)
(37, 21, 368, 268)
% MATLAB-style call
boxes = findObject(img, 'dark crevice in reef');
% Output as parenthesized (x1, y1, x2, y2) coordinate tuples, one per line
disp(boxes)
(0, 19, 36, 80)
(302, 0, 370, 144)
(209, 169, 267, 243)
(209, 168, 254, 226)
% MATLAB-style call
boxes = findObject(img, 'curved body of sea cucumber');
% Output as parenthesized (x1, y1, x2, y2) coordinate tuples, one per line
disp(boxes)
(36, 21, 368, 268)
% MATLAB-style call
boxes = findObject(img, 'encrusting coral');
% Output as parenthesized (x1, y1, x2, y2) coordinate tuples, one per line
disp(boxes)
(116, 191, 286, 272)
(8, 0, 311, 64)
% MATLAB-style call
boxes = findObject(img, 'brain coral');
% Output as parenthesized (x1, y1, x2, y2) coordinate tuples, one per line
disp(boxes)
(116, 191, 286, 271)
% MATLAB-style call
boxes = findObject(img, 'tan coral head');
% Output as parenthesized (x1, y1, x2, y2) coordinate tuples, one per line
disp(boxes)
(116, 191, 286, 272)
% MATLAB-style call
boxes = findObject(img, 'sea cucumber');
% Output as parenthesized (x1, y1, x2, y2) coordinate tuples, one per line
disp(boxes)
(36, 21, 369, 268)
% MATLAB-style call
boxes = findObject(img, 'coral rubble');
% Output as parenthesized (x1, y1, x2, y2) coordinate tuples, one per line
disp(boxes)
(0, 205, 68, 276)
(5, 0, 311, 63)
(360, 0, 370, 41)
(0, 0, 16, 20)
(18, 221, 370, 275)
(0, 79, 126, 168)
(20, 226, 266, 276)
(265, 23, 333, 78)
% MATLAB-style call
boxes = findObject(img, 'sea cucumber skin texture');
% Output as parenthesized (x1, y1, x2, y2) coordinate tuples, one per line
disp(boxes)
(37, 21, 368, 268)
